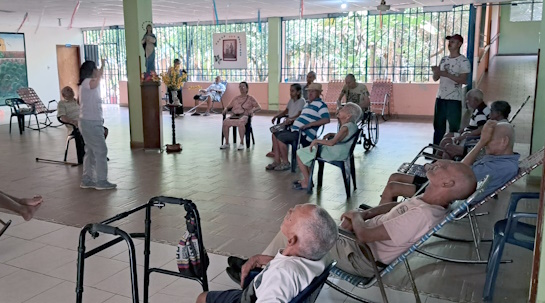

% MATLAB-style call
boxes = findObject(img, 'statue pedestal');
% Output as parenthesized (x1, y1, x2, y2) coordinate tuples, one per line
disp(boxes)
(165, 104, 182, 153)
(140, 81, 163, 150)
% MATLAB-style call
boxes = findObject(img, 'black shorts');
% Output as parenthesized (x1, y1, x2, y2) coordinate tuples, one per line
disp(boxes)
(274, 130, 311, 147)
(206, 289, 243, 303)
(412, 175, 429, 192)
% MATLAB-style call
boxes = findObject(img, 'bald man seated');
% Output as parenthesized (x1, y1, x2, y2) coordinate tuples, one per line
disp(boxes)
(227, 161, 476, 279)
(197, 204, 338, 303)
(380, 120, 519, 204)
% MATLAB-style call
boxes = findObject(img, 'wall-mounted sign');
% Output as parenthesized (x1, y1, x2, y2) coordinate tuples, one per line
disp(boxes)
(213, 32, 247, 69)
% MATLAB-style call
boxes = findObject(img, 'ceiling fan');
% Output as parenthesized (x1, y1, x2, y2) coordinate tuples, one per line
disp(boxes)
(377, 0, 391, 11)
(372, 0, 414, 12)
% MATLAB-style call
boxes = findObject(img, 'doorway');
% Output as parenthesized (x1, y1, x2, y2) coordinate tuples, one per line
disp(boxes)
(56, 45, 81, 99)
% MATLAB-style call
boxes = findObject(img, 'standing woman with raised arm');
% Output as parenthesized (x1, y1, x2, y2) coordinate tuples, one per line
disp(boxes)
(78, 59, 116, 190)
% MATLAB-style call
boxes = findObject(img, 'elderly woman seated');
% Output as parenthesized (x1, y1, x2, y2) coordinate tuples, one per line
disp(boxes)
(220, 81, 261, 150)
(293, 102, 362, 190)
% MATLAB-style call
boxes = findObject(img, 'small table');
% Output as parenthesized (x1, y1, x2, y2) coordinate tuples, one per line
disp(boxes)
(165, 104, 182, 153)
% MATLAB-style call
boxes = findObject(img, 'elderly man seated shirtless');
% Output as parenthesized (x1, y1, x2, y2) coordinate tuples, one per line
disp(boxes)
(196, 204, 337, 303)
(226, 161, 476, 281)
(379, 120, 519, 205)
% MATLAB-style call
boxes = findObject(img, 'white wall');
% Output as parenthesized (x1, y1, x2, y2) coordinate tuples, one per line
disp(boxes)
(0, 25, 84, 102)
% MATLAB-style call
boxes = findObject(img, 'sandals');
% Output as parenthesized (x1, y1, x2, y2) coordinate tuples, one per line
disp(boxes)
(274, 162, 291, 171)
(266, 162, 279, 170)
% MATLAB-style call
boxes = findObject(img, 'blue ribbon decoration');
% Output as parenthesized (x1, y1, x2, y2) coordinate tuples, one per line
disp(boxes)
(212, 0, 219, 25)
(258, 9, 261, 32)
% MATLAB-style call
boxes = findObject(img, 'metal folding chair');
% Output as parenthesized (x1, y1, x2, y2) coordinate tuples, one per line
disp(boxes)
(327, 176, 490, 303)
(415, 147, 544, 264)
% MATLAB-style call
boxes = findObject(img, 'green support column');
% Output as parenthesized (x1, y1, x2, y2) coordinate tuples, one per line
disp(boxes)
(531, 7, 545, 303)
(268, 17, 281, 111)
(123, 0, 153, 148)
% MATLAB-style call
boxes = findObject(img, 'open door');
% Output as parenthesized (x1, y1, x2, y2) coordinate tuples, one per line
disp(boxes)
(56, 45, 81, 98)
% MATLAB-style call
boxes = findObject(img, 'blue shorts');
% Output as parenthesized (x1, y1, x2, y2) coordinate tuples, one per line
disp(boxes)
(206, 289, 243, 303)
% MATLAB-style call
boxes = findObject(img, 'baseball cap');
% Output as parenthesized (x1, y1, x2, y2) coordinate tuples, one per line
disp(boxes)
(446, 34, 464, 43)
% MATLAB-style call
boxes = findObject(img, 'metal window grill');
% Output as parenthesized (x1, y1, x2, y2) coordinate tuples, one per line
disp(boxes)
(83, 22, 268, 104)
(282, 6, 470, 83)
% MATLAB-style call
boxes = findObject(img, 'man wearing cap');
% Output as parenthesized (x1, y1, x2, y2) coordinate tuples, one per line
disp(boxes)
(431, 34, 472, 145)
(266, 83, 330, 171)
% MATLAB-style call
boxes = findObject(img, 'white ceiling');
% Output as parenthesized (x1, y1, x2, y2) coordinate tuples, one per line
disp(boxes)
(0, 0, 489, 29)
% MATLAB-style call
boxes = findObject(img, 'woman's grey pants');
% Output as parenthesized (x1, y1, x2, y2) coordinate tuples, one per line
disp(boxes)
(79, 119, 108, 182)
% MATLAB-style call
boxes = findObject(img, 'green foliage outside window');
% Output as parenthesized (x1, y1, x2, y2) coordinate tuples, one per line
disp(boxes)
(283, 6, 470, 83)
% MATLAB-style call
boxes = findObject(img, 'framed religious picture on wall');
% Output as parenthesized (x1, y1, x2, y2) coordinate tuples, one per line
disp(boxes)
(222, 39, 237, 61)
(213, 33, 247, 69)
(0, 33, 28, 106)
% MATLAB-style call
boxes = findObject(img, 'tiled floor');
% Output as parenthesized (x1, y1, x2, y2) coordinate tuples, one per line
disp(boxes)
(0, 213, 454, 303)
(0, 55, 539, 302)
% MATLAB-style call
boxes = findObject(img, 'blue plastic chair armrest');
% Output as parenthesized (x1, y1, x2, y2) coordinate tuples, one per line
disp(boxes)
(506, 192, 540, 219)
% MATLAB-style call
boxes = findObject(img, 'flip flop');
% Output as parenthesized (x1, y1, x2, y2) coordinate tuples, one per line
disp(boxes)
(292, 180, 302, 185)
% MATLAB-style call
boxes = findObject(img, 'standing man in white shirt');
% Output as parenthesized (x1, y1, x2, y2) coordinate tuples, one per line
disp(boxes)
(431, 34, 472, 145)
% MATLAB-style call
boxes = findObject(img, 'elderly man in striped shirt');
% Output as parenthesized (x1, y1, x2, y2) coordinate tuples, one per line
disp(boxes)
(439, 88, 490, 160)
(266, 83, 331, 171)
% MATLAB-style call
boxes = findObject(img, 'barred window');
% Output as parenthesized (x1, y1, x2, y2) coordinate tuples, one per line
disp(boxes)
(510, 1, 542, 22)
(282, 6, 470, 83)
(83, 22, 268, 103)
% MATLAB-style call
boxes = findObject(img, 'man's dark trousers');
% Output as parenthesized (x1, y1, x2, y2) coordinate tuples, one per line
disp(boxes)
(433, 98, 461, 145)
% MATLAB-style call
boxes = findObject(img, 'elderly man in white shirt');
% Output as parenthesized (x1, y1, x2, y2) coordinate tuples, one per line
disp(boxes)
(196, 204, 338, 303)
(193, 76, 226, 116)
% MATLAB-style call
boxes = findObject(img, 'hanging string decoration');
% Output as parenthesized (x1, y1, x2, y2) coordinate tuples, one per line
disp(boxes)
(258, 9, 262, 33)
(99, 18, 106, 43)
(35, 8, 45, 34)
(300, 0, 304, 19)
(212, 0, 219, 25)
(68, 1, 81, 29)
(16, 12, 28, 33)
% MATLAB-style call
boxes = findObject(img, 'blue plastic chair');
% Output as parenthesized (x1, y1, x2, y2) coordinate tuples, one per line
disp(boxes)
(308, 128, 362, 197)
(482, 191, 539, 302)
(243, 261, 337, 303)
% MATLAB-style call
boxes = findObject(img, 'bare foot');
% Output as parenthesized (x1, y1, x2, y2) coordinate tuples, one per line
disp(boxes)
(19, 196, 43, 206)
(21, 203, 41, 221)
